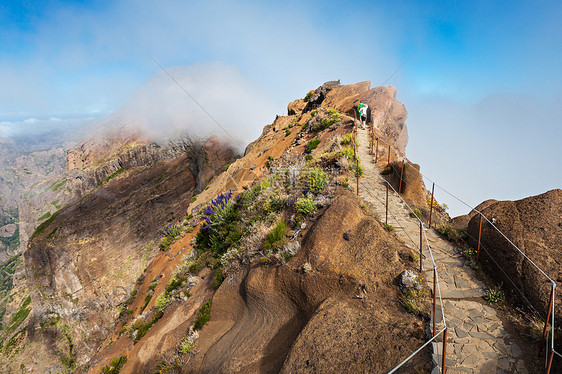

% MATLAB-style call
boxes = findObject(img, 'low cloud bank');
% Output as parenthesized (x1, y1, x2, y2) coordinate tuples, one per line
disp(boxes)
(109, 62, 278, 150)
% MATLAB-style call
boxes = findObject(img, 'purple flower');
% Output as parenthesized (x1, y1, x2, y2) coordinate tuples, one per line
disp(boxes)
(201, 192, 232, 230)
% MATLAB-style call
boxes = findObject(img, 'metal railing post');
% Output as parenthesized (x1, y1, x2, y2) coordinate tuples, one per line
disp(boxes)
(442, 327, 448, 374)
(419, 221, 423, 272)
(546, 349, 554, 374)
(476, 215, 483, 264)
(399, 160, 405, 194)
(429, 183, 435, 228)
(540, 281, 556, 354)
(433, 264, 437, 336)
(385, 183, 389, 224)
(375, 137, 379, 163)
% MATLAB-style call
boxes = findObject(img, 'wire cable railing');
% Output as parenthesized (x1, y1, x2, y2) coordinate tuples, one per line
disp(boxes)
(357, 114, 558, 372)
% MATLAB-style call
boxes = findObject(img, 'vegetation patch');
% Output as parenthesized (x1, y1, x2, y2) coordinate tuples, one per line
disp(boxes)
(160, 222, 183, 251)
(212, 268, 224, 289)
(101, 355, 127, 374)
(410, 209, 423, 219)
(439, 225, 466, 242)
(306, 138, 321, 153)
(99, 168, 126, 186)
(193, 301, 211, 331)
(317, 108, 341, 131)
(296, 197, 316, 217)
(400, 287, 428, 315)
(304, 91, 313, 102)
(0, 225, 19, 251)
(298, 168, 328, 194)
(382, 222, 395, 232)
(340, 133, 356, 146)
(37, 212, 52, 221)
(49, 178, 67, 192)
(5, 295, 31, 336)
(484, 285, 503, 304)
(264, 221, 288, 252)
(31, 210, 59, 240)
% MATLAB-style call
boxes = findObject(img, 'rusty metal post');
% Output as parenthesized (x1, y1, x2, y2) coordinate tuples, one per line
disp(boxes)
(540, 281, 556, 354)
(375, 137, 379, 163)
(546, 349, 554, 374)
(442, 327, 448, 374)
(385, 183, 389, 224)
(429, 183, 435, 228)
(476, 215, 483, 264)
(399, 160, 405, 194)
(419, 222, 423, 272)
(387, 144, 391, 165)
(433, 264, 437, 337)
(370, 125, 374, 155)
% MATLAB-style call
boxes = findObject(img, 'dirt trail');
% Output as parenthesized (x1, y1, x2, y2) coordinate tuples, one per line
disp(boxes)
(356, 126, 529, 374)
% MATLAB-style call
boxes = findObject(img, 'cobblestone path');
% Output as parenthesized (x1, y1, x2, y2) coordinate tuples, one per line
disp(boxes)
(355, 127, 528, 374)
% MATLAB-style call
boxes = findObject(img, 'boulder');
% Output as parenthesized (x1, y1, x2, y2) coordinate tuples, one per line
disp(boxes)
(288, 99, 307, 115)
(467, 189, 562, 334)
(398, 269, 419, 293)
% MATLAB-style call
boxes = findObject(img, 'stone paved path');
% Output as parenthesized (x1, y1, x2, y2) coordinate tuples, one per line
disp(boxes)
(354, 127, 528, 374)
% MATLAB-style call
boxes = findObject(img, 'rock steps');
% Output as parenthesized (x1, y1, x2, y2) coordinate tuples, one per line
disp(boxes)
(354, 127, 528, 374)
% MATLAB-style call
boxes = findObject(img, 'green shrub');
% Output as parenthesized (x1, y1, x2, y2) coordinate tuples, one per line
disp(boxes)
(135, 311, 163, 342)
(196, 192, 244, 258)
(101, 355, 127, 374)
(306, 138, 321, 153)
(193, 302, 211, 331)
(340, 133, 356, 146)
(160, 235, 174, 251)
(484, 286, 503, 304)
(154, 293, 170, 312)
(382, 222, 394, 232)
(191, 196, 197, 203)
(299, 168, 328, 194)
(296, 197, 316, 216)
(410, 209, 422, 219)
(310, 110, 317, 117)
(31, 210, 59, 240)
(304, 91, 313, 102)
(400, 288, 428, 315)
(317, 108, 340, 131)
(212, 268, 224, 289)
(178, 336, 196, 355)
(264, 221, 288, 252)
(99, 168, 125, 186)
(37, 212, 51, 221)
(165, 275, 184, 294)
(439, 225, 466, 242)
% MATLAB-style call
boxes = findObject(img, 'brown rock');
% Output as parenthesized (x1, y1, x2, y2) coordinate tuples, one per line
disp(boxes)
(288, 98, 307, 115)
(467, 189, 562, 334)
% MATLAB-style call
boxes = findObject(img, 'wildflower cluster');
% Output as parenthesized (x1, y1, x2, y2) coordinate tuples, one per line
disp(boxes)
(163, 222, 182, 238)
(202, 191, 232, 230)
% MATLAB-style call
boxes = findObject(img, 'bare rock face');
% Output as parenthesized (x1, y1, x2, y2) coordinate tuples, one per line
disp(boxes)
(467, 189, 562, 333)
(382, 161, 430, 216)
(23, 136, 237, 370)
(288, 98, 307, 115)
(183, 191, 427, 374)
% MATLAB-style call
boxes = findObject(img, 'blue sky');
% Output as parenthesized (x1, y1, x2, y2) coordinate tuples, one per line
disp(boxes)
(0, 0, 561, 215)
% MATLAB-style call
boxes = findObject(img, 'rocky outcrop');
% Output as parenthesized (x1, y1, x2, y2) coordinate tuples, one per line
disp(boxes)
(22, 136, 237, 371)
(303, 81, 409, 154)
(467, 189, 562, 336)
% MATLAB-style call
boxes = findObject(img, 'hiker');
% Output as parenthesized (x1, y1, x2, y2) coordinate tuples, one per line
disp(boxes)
(358, 102, 368, 129)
